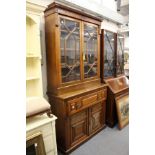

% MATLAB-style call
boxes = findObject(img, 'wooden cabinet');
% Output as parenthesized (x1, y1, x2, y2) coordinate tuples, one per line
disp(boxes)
(104, 76, 129, 127)
(100, 29, 128, 127)
(45, 3, 107, 153)
(48, 87, 106, 154)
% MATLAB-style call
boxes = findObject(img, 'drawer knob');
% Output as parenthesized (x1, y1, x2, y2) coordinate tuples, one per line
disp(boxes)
(71, 105, 75, 110)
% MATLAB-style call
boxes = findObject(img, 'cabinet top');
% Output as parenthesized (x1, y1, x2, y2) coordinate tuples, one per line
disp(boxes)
(48, 83, 107, 100)
(44, 2, 102, 24)
(26, 114, 57, 133)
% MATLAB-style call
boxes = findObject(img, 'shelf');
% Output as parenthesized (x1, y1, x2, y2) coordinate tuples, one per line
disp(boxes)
(61, 62, 80, 67)
(60, 48, 80, 51)
(26, 54, 41, 59)
(26, 76, 40, 81)
(60, 29, 79, 35)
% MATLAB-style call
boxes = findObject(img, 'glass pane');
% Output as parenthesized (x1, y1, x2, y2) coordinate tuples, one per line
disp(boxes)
(117, 34, 124, 75)
(60, 18, 80, 83)
(84, 24, 98, 79)
(104, 31, 115, 77)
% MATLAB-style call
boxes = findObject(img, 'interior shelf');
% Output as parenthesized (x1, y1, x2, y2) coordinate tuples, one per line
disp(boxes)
(26, 14, 43, 97)
(26, 76, 40, 81)
(26, 80, 42, 97)
(26, 54, 41, 58)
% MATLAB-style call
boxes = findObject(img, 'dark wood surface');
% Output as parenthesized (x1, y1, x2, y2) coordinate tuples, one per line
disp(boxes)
(45, 2, 107, 154)
(104, 76, 129, 127)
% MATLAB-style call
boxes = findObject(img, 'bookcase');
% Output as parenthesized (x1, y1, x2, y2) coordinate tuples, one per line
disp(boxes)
(26, 1, 46, 97)
(100, 29, 128, 127)
(45, 2, 107, 154)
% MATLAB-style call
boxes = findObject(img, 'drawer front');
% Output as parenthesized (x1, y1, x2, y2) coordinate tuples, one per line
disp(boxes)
(68, 97, 82, 115)
(98, 89, 107, 100)
(82, 94, 98, 106)
(67, 88, 107, 115)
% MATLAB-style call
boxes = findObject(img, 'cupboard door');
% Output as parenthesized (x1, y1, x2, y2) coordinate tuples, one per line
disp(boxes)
(83, 24, 98, 79)
(104, 30, 115, 78)
(117, 33, 124, 75)
(89, 102, 105, 134)
(60, 17, 81, 83)
(70, 110, 88, 146)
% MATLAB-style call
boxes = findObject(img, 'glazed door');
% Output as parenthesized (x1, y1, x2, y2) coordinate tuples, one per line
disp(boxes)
(103, 30, 115, 78)
(89, 102, 105, 134)
(60, 17, 81, 83)
(70, 110, 88, 146)
(83, 23, 99, 79)
(117, 33, 124, 75)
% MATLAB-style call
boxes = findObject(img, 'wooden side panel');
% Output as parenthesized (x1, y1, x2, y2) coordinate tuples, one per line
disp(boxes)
(100, 29, 104, 82)
(45, 13, 61, 93)
(106, 87, 116, 127)
(48, 96, 70, 151)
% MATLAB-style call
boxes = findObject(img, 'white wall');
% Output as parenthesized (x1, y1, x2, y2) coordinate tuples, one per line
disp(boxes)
(31, 0, 117, 12)
(124, 36, 129, 50)
(28, 0, 125, 24)
(69, 0, 117, 12)
(101, 19, 119, 33)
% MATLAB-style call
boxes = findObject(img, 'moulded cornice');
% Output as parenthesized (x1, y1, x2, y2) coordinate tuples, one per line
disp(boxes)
(26, 1, 47, 13)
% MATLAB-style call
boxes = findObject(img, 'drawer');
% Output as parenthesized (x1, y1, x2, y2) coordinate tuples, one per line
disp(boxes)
(82, 93, 98, 106)
(68, 97, 82, 114)
(97, 89, 107, 100)
(67, 89, 106, 115)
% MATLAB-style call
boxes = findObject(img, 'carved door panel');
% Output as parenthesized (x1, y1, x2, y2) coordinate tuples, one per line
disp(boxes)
(70, 110, 88, 146)
(89, 102, 104, 134)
